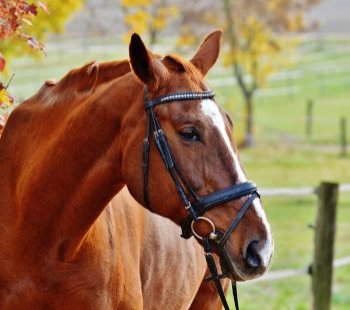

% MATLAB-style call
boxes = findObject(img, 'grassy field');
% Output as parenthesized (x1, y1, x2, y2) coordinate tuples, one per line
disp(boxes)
(2, 34, 350, 309)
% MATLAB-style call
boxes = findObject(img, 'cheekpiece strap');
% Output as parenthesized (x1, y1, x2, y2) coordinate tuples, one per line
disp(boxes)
(218, 191, 259, 250)
(145, 90, 215, 109)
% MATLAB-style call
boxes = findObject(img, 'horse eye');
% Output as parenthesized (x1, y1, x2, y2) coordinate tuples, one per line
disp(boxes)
(179, 128, 200, 142)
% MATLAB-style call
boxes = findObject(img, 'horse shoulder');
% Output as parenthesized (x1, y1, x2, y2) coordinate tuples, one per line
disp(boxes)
(140, 212, 206, 310)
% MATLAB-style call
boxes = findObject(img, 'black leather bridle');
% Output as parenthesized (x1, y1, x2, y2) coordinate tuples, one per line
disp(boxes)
(142, 85, 260, 310)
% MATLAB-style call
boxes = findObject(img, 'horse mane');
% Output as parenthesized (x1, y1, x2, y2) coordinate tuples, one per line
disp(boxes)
(35, 59, 131, 105)
(31, 52, 203, 106)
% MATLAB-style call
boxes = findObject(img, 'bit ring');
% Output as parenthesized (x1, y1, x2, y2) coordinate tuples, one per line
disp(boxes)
(191, 216, 217, 240)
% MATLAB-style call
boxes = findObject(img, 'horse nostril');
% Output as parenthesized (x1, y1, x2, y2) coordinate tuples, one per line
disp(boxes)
(245, 240, 261, 268)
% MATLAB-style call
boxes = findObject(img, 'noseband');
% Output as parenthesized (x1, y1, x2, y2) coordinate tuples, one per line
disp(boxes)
(142, 85, 260, 310)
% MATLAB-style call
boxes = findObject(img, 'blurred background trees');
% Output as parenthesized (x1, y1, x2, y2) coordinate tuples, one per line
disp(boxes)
(0, 0, 83, 66)
(121, 0, 177, 45)
(0, 0, 45, 110)
(0, 0, 82, 111)
(0, 0, 343, 148)
(174, 0, 320, 146)
(222, 0, 320, 146)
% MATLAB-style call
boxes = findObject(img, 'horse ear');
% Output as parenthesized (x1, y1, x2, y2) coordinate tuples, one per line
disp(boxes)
(129, 33, 155, 84)
(190, 30, 222, 76)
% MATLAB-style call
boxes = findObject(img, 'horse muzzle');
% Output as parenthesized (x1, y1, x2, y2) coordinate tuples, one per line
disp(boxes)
(218, 237, 270, 281)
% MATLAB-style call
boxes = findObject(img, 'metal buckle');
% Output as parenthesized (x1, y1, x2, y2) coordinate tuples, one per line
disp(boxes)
(185, 202, 192, 210)
(191, 216, 218, 240)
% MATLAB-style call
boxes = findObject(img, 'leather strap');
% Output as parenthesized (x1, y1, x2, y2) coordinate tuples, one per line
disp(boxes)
(218, 192, 260, 250)
(203, 237, 232, 310)
(232, 281, 240, 310)
(192, 182, 258, 215)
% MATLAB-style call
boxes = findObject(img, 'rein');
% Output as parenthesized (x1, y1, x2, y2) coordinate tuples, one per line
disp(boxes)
(142, 85, 260, 310)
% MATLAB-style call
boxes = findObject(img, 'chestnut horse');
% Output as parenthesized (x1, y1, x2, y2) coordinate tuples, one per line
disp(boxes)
(0, 67, 224, 310)
(0, 66, 226, 310)
(0, 30, 272, 309)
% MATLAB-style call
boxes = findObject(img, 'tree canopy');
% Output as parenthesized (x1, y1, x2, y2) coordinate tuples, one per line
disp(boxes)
(121, 0, 177, 45)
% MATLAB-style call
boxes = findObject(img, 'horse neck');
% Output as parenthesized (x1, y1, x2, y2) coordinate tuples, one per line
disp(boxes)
(0, 73, 144, 261)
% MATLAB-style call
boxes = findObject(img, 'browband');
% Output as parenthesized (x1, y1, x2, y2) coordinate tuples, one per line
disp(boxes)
(145, 90, 215, 109)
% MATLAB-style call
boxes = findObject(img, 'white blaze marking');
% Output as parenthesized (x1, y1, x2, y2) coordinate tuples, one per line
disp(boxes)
(200, 99, 273, 267)
(200, 99, 246, 182)
(252, 199, 273, 267)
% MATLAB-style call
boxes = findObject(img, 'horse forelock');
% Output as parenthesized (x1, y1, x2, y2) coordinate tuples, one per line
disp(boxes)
(36, 59, 131, 106)
(162, 54, 205, 89)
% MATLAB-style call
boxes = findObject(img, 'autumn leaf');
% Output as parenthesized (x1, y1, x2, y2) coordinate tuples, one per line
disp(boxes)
(22, 18, 33, 26)
(27, 36, 45, 51)
(38, 1, 50, 14)
(0, 88, 12, 109)
(25, 3, 38, 16)
(0, 52, 5, 72)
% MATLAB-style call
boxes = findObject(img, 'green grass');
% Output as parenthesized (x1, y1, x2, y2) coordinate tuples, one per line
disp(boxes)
(241, 146, 350, 187)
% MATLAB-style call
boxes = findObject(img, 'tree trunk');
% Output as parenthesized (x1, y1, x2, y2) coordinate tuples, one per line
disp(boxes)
(244, 94, 254, 147)
(149, 27, 157, 47)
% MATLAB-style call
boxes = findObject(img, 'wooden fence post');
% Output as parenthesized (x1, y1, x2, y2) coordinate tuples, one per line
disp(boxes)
(340, 117, 347, 157)
(306, 99, 313, 140)
(312, 182, 339, 310)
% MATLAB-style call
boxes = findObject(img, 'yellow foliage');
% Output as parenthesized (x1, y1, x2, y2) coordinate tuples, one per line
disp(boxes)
(0, 0, 83, 67)
(121, 0, 152, 7)
(223, 51, 237, 67)
(166, 6, 178, 18)
(152, 16, 166, 30)
(25, 0, 83, 38)
(122, 31, 134, 44)
(176, 31, 196, 47)
(221, 9, 302, 88)
(121, 1, 177, 43)
(267, 0, 278, 11)
(288, 11, 306, 31)
(124, 10, 150, 34)
(0, 89, 12, 109)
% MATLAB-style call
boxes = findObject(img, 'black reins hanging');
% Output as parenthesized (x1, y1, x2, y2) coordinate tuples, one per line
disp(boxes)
(142, 85, 261, 310)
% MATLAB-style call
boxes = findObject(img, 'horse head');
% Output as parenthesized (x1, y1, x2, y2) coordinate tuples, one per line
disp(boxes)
(121, 31, 273, 281)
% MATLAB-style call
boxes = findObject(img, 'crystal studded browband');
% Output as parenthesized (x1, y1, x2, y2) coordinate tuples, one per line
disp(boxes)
(144, 90, 215, 109)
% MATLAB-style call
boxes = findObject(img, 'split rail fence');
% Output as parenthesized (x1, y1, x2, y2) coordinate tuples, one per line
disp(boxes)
(253, 182, 350, 310)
